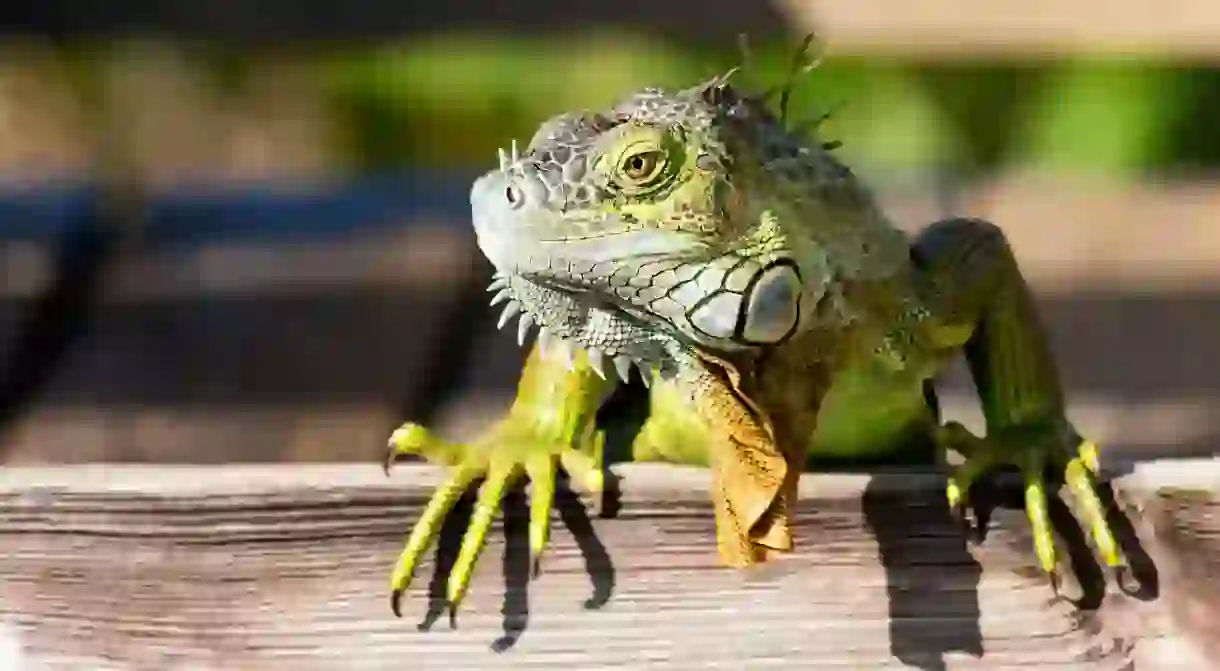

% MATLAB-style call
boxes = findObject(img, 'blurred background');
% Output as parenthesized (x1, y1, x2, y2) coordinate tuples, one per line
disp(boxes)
(0, 0, 1216, 466)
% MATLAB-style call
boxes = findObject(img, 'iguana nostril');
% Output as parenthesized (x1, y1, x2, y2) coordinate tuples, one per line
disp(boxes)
(505, 185, 523, 208)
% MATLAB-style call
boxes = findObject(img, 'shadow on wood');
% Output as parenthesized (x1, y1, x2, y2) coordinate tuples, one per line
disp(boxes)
(412, 478, 615, 653)
(862, 477, 983, 671)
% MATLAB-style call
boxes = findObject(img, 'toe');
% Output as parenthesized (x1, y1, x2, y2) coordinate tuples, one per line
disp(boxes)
(386, 423, 466, 469)
(1077, 439, 1101, 475)
(389, 463, 482, 614)
(447, 462, 516, 613)
(1021, 462, 1058, 576)
(525, 454, 556, 576)
(1065, 455, 1122, 567)
(559, 430, 606, 496)
(939, 425, 997, 526)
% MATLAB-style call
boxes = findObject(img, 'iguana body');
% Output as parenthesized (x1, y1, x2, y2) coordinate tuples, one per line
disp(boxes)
(384, 47, 1120, 613)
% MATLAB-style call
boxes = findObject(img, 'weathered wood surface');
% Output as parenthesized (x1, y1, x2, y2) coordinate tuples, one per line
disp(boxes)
(0, 461, 1216, 670)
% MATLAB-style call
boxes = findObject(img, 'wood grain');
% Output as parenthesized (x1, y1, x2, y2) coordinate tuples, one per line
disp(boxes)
(0, 461, 1215, 670)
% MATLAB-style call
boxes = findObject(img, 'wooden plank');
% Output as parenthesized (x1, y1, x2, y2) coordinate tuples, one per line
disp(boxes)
(779, 0, 1220, 59)
(0, 460, 1216, 669)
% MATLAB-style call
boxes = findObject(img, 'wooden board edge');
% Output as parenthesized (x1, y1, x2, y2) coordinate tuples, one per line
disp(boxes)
(0, 458, 1215, 498)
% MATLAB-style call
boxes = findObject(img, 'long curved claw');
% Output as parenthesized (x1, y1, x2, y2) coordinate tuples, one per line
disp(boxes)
(525, 454, 556, 577)
(446, 462, 517, 619)
(389, 463, 483, 616)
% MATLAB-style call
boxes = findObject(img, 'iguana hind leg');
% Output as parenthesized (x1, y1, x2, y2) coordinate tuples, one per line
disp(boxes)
(912, 217, 1122, 589)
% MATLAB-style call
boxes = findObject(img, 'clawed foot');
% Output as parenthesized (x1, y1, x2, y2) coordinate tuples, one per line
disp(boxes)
(382, 420, 605, 621)
(939, 421, 1123, 596)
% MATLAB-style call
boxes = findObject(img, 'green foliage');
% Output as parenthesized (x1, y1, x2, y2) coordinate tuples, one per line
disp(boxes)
(319, 30, 713, 170)
(314, 31, 1220, 180)
(317, 34, 961, 173)
(1010, 58, 1182, 178)
(1158, 67, 1220, 171)
(909, 62, 1051, 175)
(44, 32, 1208, 178)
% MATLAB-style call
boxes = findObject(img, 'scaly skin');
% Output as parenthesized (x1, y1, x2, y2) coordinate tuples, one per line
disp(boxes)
(384, 39, 1122, 618)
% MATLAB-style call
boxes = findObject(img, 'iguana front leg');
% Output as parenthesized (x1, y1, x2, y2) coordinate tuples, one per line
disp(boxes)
(383, 343, 615, 615)
(385, 342, 791, 613)
(913, 217, 1122, 588)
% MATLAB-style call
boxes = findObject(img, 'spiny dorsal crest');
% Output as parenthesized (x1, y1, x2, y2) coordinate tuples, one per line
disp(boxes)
(699, 31, 840, 152)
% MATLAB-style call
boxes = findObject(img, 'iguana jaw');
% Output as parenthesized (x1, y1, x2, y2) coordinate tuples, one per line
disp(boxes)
(485, 272, 675, 383)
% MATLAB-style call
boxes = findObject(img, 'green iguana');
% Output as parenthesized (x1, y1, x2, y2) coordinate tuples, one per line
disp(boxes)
(383, 38, 1121, 618)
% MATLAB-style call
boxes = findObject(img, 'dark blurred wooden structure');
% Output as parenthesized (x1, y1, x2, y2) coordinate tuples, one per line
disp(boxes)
(5, 0, 1220, 57)
(0, 0, 792, 43)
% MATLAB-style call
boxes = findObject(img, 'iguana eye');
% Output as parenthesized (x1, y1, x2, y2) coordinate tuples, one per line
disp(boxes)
(594, 123, 685, 196)
(620, 150, 665, 183)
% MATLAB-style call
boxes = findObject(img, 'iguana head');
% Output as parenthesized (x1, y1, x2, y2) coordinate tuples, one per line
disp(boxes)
(470, 55, 907, 382)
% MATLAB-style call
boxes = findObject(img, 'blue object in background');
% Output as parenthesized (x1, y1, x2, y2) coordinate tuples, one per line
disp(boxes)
(0, 170, 476, 248)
